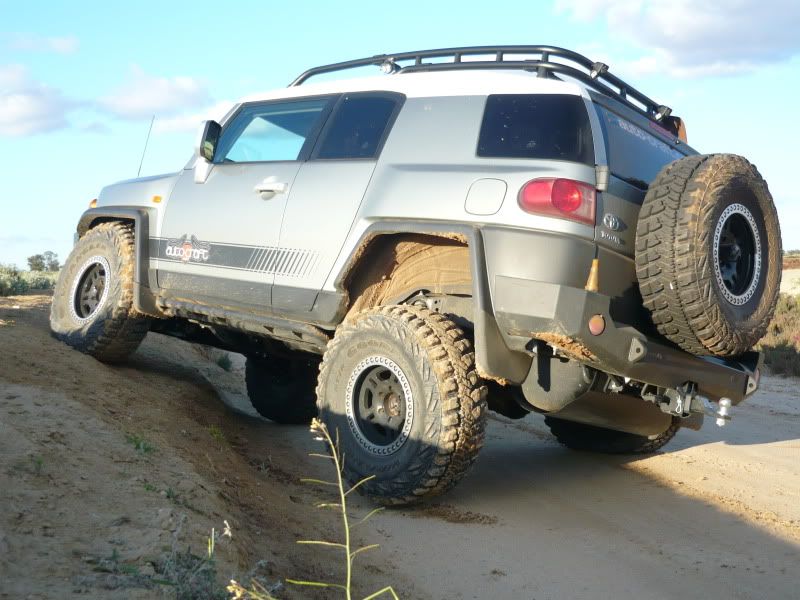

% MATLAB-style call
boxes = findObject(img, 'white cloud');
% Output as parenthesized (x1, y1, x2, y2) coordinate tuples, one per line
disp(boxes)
(8, 33, 79, 54)
(555, 0, 800, 77)
(98, 66, 210, 120)
(79, 121, 111, 134)
(152, 100, 235, 134)
(0, 65, 71, 136)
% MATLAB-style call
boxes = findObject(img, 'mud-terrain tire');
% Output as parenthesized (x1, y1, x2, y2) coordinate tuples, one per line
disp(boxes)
(635, 154, 782, 357)
(245, 355, 319, 424)
(316, 305, 487, 505)
(544, 416, 680, 454)
(50, 222, 149, 362)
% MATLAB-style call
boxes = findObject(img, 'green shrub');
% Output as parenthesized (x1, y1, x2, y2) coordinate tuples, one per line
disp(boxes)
(0, 265, 59, 296)
(758, 295, 800, 377)
(0, 264, 29, 296)
(22, 270, 59, 290)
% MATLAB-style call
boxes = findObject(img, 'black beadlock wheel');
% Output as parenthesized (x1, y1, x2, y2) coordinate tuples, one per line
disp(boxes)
(50, 222, 150, 362)
(544, 416, 681, 454)
(244, 355, 319, 424)
(316, 305, 488, 505)
(635, 154, 782, 357)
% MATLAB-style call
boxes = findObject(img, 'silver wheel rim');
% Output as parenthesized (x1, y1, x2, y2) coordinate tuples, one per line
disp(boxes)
(712, 203, 762, 306)
(345, 356, 414, 456)
(69, 255, 111, 322)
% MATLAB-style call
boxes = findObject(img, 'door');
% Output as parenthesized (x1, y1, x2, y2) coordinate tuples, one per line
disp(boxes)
(157, 97, 335, 311)
(272, 92, 404, 314)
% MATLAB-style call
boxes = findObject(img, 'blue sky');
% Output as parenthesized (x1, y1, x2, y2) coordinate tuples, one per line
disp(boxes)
(1, 0, 799, 267)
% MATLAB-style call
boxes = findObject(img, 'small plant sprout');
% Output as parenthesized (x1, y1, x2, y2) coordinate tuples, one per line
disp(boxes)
(291, 418, 398, 600)
(227, 579, 280, 600)
(125, 433, 155, 454)
(208, 424, 226, 444)
(227, 418, 398, 600)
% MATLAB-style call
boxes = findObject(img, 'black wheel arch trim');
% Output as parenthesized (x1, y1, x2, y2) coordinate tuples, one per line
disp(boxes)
(76, 206, 161, 317)
(323, 220, 532, 384)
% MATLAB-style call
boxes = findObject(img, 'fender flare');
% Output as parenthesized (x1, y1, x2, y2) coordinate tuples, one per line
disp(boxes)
(77, 206, 161, 316)
(327, 221, 531, 384)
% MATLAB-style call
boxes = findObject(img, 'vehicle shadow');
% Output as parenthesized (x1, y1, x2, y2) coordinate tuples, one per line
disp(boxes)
(400, 413, 800, 599)
(119, 333, 800, 599)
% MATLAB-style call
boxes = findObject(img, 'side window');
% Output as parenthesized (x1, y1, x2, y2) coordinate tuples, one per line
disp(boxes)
(478, 94, 594, 165)
(315, 94, 402, 160)
(216, 98, 331, 163)
(596, 104, 686, 186)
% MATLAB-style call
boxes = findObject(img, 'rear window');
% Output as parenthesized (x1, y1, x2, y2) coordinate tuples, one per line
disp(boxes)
(477, 94, 594, 165)
(596, 104, 685, 186)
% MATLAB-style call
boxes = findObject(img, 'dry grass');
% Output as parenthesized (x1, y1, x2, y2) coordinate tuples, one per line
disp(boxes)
(759, 295, 800, 377)
(783, 250, 800, 270)
(784, 257, 800, 270)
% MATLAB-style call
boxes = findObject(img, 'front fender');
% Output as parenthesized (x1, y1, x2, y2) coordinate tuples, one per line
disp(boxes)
(77, 206, 161, 317)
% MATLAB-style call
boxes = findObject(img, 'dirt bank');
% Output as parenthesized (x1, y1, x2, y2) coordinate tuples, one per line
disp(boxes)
(1, 294, 798, 599)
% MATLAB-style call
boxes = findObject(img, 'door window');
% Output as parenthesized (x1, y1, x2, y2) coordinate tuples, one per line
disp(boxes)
(215, 98, 331, 163)
(314, 94, 403, 160)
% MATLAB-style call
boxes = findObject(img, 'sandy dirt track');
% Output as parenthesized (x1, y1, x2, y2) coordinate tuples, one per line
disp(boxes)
(1, 294, 798, 599)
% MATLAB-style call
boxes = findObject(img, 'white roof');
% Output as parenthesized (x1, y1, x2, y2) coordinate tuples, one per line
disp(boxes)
(238, 69, 586, 104)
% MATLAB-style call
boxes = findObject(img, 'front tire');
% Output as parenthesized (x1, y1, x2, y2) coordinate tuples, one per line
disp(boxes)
(316, 305, 487, 505)
(50, 222, 149, 363)
(544, 416, 680, 454)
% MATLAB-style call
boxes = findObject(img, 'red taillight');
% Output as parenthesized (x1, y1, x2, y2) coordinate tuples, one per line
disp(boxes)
(518, 178, 596, 225)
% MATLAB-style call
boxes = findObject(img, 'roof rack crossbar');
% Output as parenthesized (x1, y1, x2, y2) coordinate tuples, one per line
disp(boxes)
(289, 45, 670, 123)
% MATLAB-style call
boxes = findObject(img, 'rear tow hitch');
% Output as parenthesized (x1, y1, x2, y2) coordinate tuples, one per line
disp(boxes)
(705, 397, 733, 427)
(642, 382, 733, 426)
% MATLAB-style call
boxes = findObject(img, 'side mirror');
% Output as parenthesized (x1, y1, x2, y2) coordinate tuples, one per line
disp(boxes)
(196, 120, 221, 162)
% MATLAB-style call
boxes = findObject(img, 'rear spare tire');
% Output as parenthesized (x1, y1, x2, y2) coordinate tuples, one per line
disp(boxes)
(635, 154, 781, 357)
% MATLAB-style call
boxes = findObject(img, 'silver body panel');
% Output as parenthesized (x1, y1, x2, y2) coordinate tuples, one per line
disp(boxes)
(97, 79, 610, 318)
(88, 70, 693, 365)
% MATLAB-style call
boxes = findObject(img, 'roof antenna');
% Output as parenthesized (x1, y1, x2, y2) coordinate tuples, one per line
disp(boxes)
(137, 115, 155, 177)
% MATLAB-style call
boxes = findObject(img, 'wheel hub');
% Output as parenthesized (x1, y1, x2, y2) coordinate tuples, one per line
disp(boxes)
(713, 203, 761, 306)
(69, 256, 111, 322)
(345, 356, 414, 456)
(384, 392, 402, 417)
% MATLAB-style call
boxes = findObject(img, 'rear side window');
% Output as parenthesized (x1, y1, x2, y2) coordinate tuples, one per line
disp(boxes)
(315, 94, 402, 159)
(478, 94, 594, 165)
(596, 104, 685, 186)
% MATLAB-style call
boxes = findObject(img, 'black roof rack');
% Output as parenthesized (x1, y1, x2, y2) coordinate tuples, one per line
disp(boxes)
(289, 45, 673, 124)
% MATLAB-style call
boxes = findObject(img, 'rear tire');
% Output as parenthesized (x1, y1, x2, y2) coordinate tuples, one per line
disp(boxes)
(544, 416, 680, 454)
(316, 305, 487, 505)
(635, 154, 782, 356)
(50, 222, 149, 363)
(244, 355, 319, 424)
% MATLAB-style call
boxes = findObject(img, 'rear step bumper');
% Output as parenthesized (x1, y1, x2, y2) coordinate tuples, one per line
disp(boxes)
(492, 277, 761, 404)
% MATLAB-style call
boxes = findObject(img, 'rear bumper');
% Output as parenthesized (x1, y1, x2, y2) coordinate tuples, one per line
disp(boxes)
(492, 277, 761, 404)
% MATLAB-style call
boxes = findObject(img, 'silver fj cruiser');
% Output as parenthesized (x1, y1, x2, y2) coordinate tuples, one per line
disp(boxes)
(51, 46, 782, 504)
